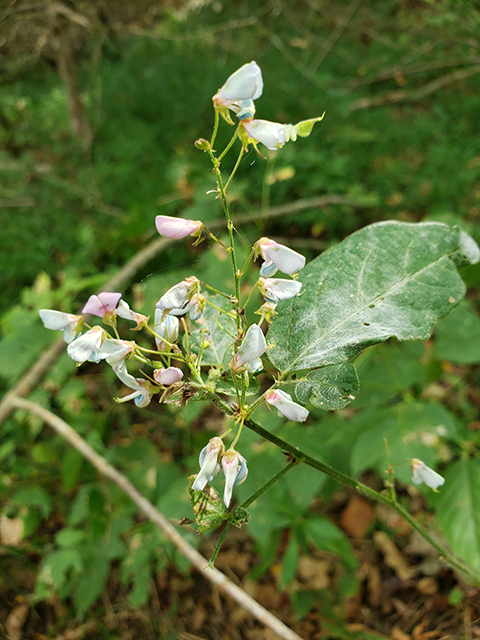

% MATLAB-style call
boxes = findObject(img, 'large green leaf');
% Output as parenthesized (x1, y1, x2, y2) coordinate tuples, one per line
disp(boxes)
(431, 458, 480, 574)
(268, 222, 479, 374)
(294, 363, 359, 411)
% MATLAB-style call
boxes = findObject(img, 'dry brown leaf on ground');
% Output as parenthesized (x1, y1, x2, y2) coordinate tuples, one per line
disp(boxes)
(391, 625, 412, 640)
(5, 602, 29, 640)
(297, 555, 332, 590)
(373, 531, 417, 580)
(340, 496, 376, 538)
(0, 516, 24, 546)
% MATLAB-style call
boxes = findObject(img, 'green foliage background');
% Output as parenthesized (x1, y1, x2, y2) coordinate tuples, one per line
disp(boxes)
(1, 0, 480, 633)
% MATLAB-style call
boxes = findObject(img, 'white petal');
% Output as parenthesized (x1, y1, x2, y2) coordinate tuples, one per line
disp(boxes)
(232, 324, 266, 371)
(214, 61, 263, 103)
(265, 389, 309, 422)
(67, 327, 104, 363)
(242, 119, 286, 150)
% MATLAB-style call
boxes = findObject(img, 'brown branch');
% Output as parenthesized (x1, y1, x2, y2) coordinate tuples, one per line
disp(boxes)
(9, 396, 304, 640)
(0, 193, 370, 425)
(349, 65, 480, 111)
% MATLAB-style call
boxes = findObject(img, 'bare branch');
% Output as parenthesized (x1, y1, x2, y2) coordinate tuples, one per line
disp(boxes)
(9, 396, 304, 640)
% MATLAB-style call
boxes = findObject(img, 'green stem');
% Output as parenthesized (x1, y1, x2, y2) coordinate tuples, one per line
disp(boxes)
(224, 147, 244, 192)
(208, 459, 298, 567)
(206, 148, 241, 332)
(206, 390, 480, 585)
(210, 109, 219, 149)
(217, 126, 240, 162)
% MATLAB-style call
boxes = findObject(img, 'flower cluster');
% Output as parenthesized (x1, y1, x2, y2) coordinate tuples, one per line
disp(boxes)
(212, 61, 324, 151)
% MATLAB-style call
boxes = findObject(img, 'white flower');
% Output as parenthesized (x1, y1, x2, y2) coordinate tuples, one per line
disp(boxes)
(96, 338, 135, 365)
(230, 324, 267, 373)
(242, 115, 324, 150)
(153, 367, 183, 385)
(265, 389, 309, 422)
(155, 215, 203, 240)
(221, 450, 248, 507)
(255, 237, 306, 276)
(39, 309, 83, 343)
(156, 277, 201, 318)
(192, 437, 225, 491)
(212, 61, 263, 119)
(258, 277, 302, 303)
(67, 326, 106, 363)
(153, 310, 179, 351)
(411, 459, 445, 490)
(112, 362, 152, 407)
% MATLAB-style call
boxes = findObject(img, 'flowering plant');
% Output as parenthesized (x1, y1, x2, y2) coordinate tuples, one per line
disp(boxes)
(38, 61, 480, 581)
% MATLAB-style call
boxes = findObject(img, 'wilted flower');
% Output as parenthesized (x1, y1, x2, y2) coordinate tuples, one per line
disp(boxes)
(156, 277, 201, 318)
(265, 389, 309, 422)
(255, 237, 306, 276)
(112, 361, 153, 407)
(153, 367, 184, 385)
(67, 325, 106, 363)
(82, 292, 122, 322)
(192, 437, 225, 491)
(155, 215, 203, 240)
(96, 338, 135, 365)
(258, 277, 302, 303)
(38, 309, 83, 343)
(411, 459, 445, 490)
(116, 300, 149, 330)
(221, 449, 248, 507)
(230, 324, 267, 373)
(212, 61, 263, 120)
(241, 116, 324, 151)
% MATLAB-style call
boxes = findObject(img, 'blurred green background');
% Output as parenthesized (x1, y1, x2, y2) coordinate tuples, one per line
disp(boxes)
(1, 0, 480, 637)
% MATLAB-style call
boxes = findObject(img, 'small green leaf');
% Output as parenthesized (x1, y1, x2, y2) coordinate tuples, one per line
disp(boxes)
(294, 363, 359, 411)
(230, 506, 250, 527)
(187, 477, 228, 533)
(431, 458, 480, 574)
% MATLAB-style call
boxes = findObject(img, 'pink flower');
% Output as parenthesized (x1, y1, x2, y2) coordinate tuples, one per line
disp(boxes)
(82, 292, 122, 320)
(155, 215, 203, 240)
(265, 389, 309, 422)
(153, 367, 183, 385)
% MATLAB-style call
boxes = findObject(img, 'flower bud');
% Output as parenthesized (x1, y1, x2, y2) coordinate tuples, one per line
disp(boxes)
(221, 450, 248, 507)
(153, 367, 183, 385)
(155, 215, 203, 240)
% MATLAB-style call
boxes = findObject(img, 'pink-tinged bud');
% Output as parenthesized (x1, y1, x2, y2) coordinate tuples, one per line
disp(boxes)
(411, 459, 445, 490)
(258, 277, 302, 303)
(39, 309, 83, 343)
(153, 367, 183, 385)
(255, 237, 306, 276)
(192, 437, 225, 491)
(67, 326, 106, 363)
(112, 362, 152, 407)
(155, 215, 203, 240)
(116, 300, 149, 330)
(82, 292, 122, 318)
(153, 310, 179, 351)
(221, 450, 248, 507)
(265, 389, 309, 423)
(230, 324, 267, 373)
(212, 61, 263, 109)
